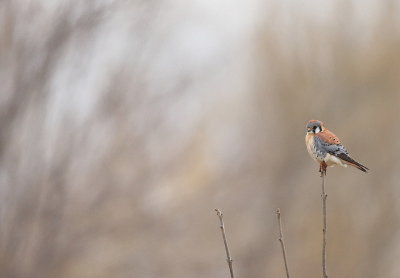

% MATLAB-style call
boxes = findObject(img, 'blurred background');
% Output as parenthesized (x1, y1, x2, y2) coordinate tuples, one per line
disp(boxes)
(0, 0, 399, 277)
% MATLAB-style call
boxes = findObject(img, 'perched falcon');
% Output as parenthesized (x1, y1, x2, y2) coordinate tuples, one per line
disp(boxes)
(305, 120, 369, 176)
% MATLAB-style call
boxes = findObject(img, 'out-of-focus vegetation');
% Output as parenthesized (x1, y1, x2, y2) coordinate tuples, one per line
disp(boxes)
(1, 1, 400, 277)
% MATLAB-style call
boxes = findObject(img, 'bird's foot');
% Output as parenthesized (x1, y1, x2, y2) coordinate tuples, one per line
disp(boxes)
(319, 162, 327, 177)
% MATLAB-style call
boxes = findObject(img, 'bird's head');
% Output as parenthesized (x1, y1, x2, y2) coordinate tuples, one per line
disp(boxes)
(306, 120, 324, 134)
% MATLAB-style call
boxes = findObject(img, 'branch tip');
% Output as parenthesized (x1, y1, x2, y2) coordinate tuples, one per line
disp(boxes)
(214, 208, 234, 278)
(215, 208, 223, 217)
(276, 208, 290, 278)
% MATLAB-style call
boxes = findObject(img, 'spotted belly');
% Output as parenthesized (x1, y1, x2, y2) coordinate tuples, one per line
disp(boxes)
(306, 136, 325, 162)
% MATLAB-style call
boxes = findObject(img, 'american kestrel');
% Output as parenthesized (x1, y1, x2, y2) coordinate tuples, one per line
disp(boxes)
(305, 120, 369, 176)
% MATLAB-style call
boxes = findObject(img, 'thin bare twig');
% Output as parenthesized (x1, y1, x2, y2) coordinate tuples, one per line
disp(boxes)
(276, 208, 290, 278)
(215, 208, 234, 278)
(321, 174, 328, 278)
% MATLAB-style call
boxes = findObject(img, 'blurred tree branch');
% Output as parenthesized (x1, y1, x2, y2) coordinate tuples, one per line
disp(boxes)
(276, 208, 290, 278)
(321, 174, 328, 278)
(215, 209, 234, 278)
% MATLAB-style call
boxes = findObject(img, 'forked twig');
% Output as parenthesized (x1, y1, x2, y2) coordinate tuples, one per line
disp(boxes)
(321, 174, 328, 278)
(276, 208, 290, 278)
(215, 208, 234, 278)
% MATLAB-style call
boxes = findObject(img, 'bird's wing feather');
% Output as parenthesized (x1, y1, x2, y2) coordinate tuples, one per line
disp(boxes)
(314, 134, 369, 172)
(334, 153, 369, 172)
(316, 130, 341, 145)
(313, 134, 348, 156)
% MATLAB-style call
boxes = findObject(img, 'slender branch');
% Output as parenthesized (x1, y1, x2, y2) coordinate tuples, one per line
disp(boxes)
(276, 208, 290, 278)
(215, 208, 234, 278)
(321, 174, 328, 278)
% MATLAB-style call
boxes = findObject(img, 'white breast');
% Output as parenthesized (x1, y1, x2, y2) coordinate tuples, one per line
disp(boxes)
(324, 153, 347, 168)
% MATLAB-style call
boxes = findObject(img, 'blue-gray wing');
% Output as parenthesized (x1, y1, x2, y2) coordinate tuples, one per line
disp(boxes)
(313, 135, 369, 172)
(313, 136, 349, 157)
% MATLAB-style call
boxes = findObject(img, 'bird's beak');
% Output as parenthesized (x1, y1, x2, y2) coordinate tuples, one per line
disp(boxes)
(307, 128, 312, 132)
